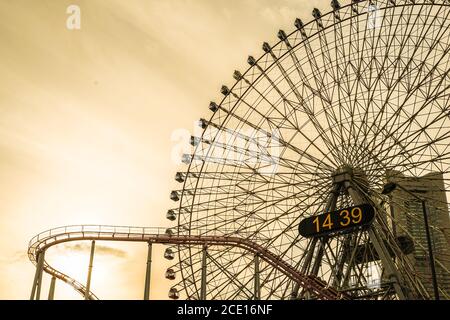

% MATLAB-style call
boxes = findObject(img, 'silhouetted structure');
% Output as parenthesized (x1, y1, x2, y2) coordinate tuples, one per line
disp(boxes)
(387, 171, 450, 297)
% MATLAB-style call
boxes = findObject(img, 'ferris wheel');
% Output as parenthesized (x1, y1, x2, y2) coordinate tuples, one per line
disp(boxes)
(165, 0, 450, 300)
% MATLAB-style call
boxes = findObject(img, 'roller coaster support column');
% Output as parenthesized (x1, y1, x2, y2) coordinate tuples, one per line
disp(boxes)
(200, 244, 207, 300)
(144, 243, 152, 300)
(254, 254, 260, 300)
(48, 276, 56, 300)
(30, 250, 45, 300)
(84, 240, 95, 300)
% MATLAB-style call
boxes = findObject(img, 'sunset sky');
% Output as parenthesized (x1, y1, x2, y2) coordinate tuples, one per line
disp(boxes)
(0, 0, 328, 299)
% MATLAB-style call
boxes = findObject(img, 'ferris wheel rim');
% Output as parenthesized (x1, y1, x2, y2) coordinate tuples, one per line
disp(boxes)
(168, 0, 450, 300)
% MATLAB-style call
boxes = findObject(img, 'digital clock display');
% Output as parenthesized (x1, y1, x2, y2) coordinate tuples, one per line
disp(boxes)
(298, 204, 375, 238)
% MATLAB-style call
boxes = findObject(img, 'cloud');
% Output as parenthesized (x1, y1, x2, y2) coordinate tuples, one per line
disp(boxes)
(0, 251, 28, 264)
(0, 244, 127, 265)
(62, 243, 127, 258)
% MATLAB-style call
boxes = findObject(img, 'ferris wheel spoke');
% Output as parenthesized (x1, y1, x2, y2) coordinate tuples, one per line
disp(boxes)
(246, 57, 306, 132)
(300, 15, 333, 103)
(344, 1, 386, 162)
(248, 60, 342, 168)
(184, 172, 328, 211)
(206, 250, 255, 299)
(376, 123, 450, 174)
(359, 73, 450, 174)
(360, 5, 450, 160)
(200, 189, 326, 251)
(371, 86, 450, 171)
(203, 104, 337, 171)
(187, 181, 331, 241)
(333, 5, 367, 165)
(350, 2, 399, 160)
(365, 122, 450, 178)
(293, 30, 349, 164)
(284, 25, 349, 161)
(188, 173, 328, 202)
(250, 191, 331, 256)
(301, 39, 342, 124)
(348, 3, 432, 163)
(343, 1, 363, 138)
(380, 83, 450, 151)
(263, 268, 294, 299)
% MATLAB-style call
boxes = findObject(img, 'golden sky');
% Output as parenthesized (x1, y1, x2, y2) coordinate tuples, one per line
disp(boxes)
(0, 0, 327, 299)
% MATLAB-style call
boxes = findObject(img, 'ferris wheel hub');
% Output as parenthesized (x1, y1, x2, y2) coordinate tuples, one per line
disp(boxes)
(331, 166, 370, 193)
(331, 165, 354, 184)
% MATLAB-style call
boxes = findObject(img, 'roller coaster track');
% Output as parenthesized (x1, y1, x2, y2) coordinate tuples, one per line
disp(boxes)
(28, 225, 347, 300)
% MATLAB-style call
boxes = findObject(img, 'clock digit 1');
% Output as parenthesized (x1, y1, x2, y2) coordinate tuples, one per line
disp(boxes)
(313, 216, 320, 233)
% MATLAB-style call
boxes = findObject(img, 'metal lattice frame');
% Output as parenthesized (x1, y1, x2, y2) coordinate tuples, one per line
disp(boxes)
(28, 225, 346, 300)
(167, 0, 450, 300)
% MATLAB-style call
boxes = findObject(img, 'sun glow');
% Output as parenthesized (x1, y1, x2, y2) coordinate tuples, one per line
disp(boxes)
(45, 242, 116, 299)
(0, 0, 313, 300)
